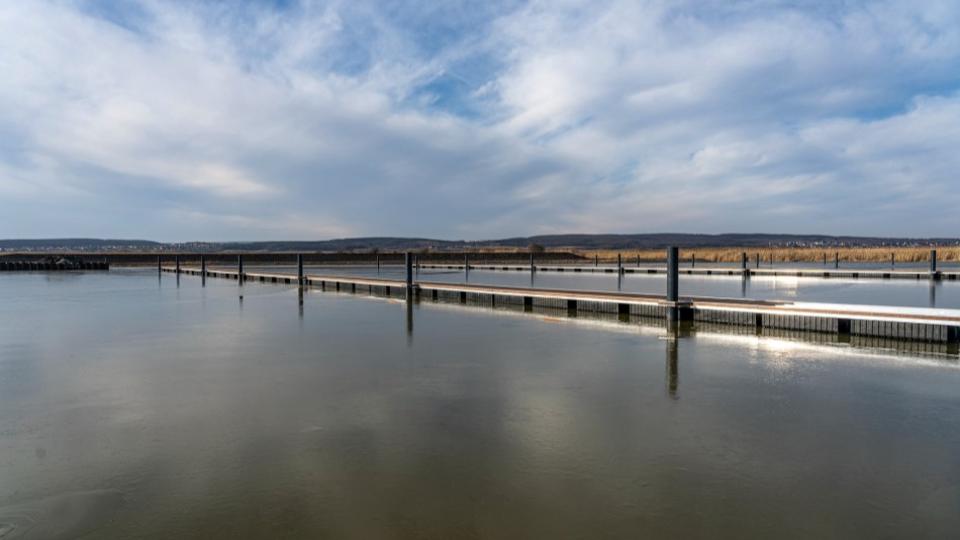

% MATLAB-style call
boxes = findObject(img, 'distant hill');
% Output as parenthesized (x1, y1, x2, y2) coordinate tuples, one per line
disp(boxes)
(0, 238, 161, 251)
(1, 234, 958, 252)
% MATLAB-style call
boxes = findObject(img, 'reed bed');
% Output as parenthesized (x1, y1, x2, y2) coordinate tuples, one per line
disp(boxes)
(574, 246, 960, 264)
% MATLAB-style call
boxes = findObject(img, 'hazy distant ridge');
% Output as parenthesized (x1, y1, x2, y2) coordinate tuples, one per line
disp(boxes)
(2, 234, 958, 252)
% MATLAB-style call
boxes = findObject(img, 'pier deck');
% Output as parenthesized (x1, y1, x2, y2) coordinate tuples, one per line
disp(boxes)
(419, 263, 960, 280)
(163, 266, 960, 346)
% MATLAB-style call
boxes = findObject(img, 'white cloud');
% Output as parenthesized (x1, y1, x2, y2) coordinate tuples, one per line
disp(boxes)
(0, 0, 959, 240)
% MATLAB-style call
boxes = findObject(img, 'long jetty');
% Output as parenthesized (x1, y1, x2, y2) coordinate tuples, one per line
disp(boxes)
(160, 248, 960, 348)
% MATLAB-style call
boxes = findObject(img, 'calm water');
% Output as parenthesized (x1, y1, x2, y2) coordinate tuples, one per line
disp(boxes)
(1, 269, 959, 538)
(239, 264, 960, 309)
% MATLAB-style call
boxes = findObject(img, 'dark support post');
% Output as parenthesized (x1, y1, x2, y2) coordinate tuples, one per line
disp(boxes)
(175, 255, 180, 274)
(834, 252, 839, 269)
(617, 253, 622, 274)
(891, 252, 895, 269)
(595, 254, 598, 267)
(405, 251, 413, 290)
(464, 253, 469, 275)
(297, 254, 304, 285)
(530, 252, 535, 274)
(666, 246, 681, 327)
(930, 249, 938, 274)
(755, 253, 760, 268)
(238, 254, 244, 283)
(741, 252, 748, 273)
(637, 254, 640, 267)
(157, 255, 162, 274)
(691, 253, 696, 268)
(823, 253, 827, 266)
(667, 247, 679, 303)
(376, 254, 380, 273)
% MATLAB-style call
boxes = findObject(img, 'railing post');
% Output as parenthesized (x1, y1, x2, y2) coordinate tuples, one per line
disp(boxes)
(297, 253, 303, 285)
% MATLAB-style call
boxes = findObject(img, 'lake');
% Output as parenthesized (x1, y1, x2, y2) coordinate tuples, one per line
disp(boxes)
(1, 269, 958, 538)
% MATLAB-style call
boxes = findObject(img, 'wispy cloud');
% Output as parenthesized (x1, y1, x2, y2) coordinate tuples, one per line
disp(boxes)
(0, 0, 958, 240)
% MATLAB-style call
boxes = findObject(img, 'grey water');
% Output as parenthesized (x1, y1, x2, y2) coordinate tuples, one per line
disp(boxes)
(2, 269, 959, 538)
(237, 264, 960, 309)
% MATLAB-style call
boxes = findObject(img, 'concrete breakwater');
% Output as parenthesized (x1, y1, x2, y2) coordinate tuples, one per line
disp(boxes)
(0, 260, 108, 271)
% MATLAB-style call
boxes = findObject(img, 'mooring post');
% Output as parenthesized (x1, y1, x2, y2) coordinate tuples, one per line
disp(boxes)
(297, 253, 304, 285)
(891, 252, 895, 269)
(617, 253, 622, 274)
(201, 254, 206, 274)
(157, 255, 161, 274)
(755, 253, 760, 268)
(238, 254, 244, 283)
(175, 255, 180, 274)
(376, 254, 380, 273)
(530, 252, 535, 274)
(823, 253, 827, 266)
(464, 253, 469, 274)
(637, 254, 640, 267)
(741, 252, 748, 273)
(931, 249, 939, 277)
(691, 253, 696, 268)
(834, 252, 839, 269)
(595, 254, 598, 267)
(666, 246, 680, 323)
(405, 251, 413, 290)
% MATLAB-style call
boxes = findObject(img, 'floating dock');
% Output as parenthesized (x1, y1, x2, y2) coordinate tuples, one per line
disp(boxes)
(163, 265, 960, 347)
(419, 263, 960, 281)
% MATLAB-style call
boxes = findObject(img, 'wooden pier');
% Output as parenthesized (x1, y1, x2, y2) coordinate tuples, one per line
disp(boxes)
(163, 264, 960, 347)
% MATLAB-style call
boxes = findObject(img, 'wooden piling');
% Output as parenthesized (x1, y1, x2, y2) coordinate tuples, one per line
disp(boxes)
(530, 253, 535, 274)
(931, 249, 938, 274)
(157, 255, 162, 274)
(835, 252, 839, 269)
(175, 255, 180, 274)
(617, 253, 622, 274)
(297, 254, 304, 285)
(238, 254, 244, 283)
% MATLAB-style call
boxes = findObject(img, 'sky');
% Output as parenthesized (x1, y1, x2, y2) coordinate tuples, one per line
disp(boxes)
(1, 0, 959, 241)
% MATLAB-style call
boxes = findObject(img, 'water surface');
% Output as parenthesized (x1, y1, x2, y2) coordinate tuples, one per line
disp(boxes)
(1, 269, 958, 538)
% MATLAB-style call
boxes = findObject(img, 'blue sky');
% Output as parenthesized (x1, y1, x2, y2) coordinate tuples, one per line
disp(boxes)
(1, 0, 959, 241)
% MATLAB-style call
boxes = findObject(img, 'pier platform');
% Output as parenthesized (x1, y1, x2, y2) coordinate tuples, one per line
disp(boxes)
(163, 266, 960, 347)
